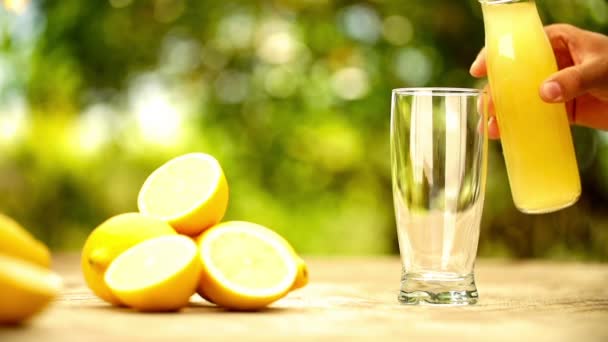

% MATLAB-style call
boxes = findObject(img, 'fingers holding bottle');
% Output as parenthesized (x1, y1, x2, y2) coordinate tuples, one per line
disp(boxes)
(476, 84, 500, 139)
(471, 24, 608, 131)
(540, 24, 608, 129)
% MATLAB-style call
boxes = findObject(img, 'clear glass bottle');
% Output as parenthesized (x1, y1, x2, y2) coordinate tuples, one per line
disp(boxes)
(480, 0, 581, 213)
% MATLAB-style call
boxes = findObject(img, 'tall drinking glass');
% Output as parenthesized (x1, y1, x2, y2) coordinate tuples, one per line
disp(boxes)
(390, 88, 488, 305)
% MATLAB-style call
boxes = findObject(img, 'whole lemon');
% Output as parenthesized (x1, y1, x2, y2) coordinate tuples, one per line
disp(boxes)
(81, 213, 176, 305)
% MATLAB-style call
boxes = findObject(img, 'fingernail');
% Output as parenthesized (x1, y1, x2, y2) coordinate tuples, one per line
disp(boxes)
(469, 59, 479, 75)
(541, 81, 563, 102)
(488, 116, 500, 139)
(488, 115, 497, 130)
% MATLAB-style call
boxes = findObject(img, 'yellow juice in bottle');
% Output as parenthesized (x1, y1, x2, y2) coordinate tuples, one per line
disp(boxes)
(481, 0, 581, 213)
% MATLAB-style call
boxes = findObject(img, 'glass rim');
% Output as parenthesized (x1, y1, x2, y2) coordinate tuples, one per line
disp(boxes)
(392, 87, 482, 97)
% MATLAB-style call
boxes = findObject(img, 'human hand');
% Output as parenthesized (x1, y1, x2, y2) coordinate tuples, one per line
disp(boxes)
(470, 24, 608, 138)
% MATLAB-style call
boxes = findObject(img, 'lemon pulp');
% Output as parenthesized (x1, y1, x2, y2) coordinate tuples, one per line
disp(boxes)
(197, 221, 299, 310)
(139, 155, 220, 218)
(137, 152, 229, 236)
(208, 230, 290, 290)
(104, 235, 202, 311)
(106, 236, 197, 291)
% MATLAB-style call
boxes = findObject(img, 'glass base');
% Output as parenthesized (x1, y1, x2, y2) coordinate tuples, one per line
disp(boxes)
(398, 272, 478, 306)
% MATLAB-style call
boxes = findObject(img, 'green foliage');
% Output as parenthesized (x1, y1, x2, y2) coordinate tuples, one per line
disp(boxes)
(0, 0, 607, 258)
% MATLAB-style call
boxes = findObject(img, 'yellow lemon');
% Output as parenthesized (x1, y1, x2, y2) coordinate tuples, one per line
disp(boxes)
(197, 279, 215, 304)
(105, 235, 202, 312)
(257, 226, 308, 292)
(197, 221, 299, 311)
(0, 254, 62, 324)
(0, 213, 50, 268)
(81, 213, 177, 305)
(197, 257, 306, 303)
(291, 256, 309, 291)
(137, 153, 229, 236)
(203, 221, 308, 292)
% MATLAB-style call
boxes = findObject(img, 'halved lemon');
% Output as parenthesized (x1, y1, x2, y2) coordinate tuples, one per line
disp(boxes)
(0, 254, 62, 324)
(197, 221, 298, 311)
(81, 213, 177, 305)
(137, 153, 229, 236)
(196, 261, 308, 303)
(104, 235, 201, 312)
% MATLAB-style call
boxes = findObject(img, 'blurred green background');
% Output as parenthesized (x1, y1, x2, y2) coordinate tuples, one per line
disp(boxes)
(0, 0, 607, 259)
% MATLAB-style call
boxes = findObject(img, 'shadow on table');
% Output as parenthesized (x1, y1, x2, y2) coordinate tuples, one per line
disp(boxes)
(0, 322, 30, 330)
(184, 301, 293, 314)
(70, 299, 294, 315)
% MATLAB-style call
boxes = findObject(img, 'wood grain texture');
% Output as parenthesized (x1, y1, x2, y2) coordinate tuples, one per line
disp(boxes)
(1, 254, 607, 342)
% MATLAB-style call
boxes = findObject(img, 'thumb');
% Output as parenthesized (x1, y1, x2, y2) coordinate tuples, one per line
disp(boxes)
(540, 61, 602, 103)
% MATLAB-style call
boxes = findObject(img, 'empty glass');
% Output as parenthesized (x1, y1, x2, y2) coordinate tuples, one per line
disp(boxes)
(390, 88, 488, 305)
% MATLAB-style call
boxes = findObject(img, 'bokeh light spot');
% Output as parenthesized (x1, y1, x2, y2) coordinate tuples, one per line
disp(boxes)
(73, 104, 116, 155)
(394, 47, 432, 86)
(160, 35, 201, 75)
(200, 45, 228, 71)
(154, 0, 185, 23)
(330, 67, 369, 100)
(0, 93, 28, 146)
(217, 13, 256, 51)
(257, 31, 299, 65)
(129, 74, 184, 147)
(264, 67, 298, 98)
(214, 70, 249, 104)
(109, 0, 132, 9)
(340, 4, 381, 44)
(2, 0, 29, 14)
(382, 15, 414, 46)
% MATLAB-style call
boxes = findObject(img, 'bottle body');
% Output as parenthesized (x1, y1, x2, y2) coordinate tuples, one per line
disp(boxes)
(481, 0, 581, 213)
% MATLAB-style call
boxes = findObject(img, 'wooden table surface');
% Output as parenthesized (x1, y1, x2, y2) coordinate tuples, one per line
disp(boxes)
(1, 254, 608, 342)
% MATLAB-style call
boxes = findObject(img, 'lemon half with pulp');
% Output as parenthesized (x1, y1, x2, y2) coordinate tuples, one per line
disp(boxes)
(105, 235, 202, 312)
(137, 153, 229, 236)
(197, 221, 299, 311)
